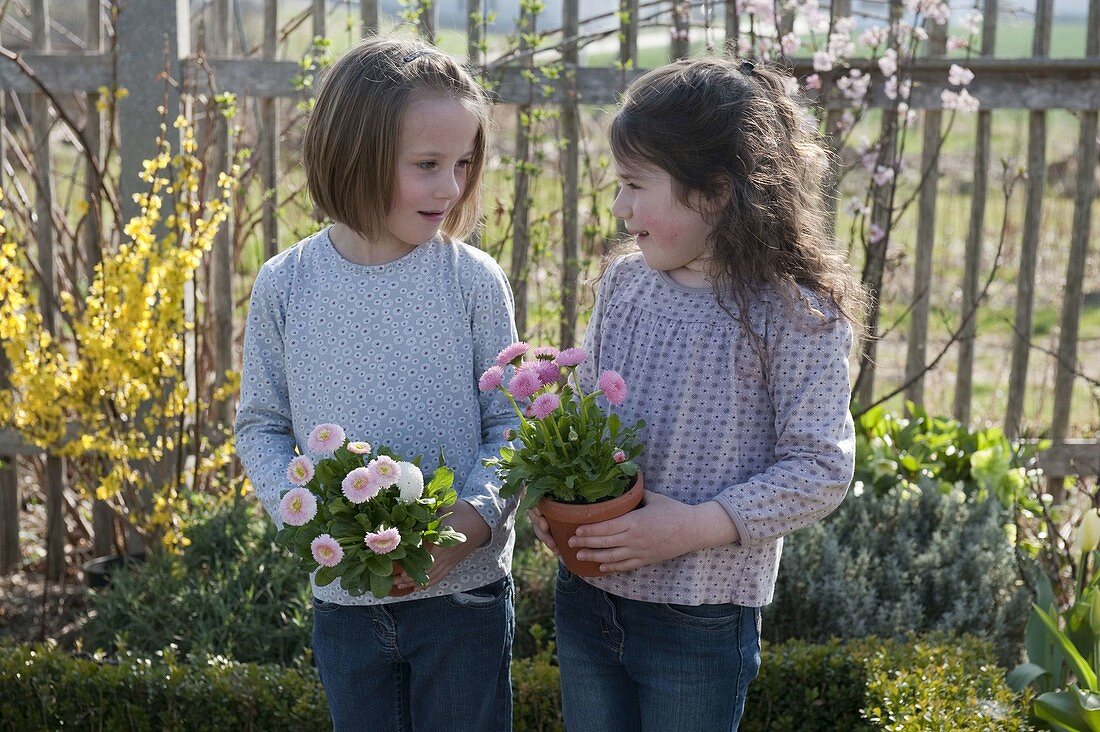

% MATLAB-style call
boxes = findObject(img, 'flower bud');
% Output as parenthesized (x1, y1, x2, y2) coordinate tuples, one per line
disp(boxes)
(1075, 509, 1100, 554)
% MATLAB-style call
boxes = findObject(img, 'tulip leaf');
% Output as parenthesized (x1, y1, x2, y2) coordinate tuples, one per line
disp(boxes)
(1035, 685, 1100, 732)
(1035, 604, 1099, 690)
(1008, 662, 1052, 692)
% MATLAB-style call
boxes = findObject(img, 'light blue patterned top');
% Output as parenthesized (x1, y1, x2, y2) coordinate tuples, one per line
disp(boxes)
(579, 253, 855, 606)
(235, 227, 519, 605)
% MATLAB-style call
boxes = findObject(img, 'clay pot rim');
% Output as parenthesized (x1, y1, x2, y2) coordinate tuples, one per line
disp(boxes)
(537, 472, 644, 523)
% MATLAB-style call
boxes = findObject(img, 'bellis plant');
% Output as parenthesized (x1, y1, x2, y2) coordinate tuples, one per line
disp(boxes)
(481, 342, 644, 514)
(275, 423, 465, 599)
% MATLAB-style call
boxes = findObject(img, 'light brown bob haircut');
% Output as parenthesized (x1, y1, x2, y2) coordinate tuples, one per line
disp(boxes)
(303, 35, 491, 242)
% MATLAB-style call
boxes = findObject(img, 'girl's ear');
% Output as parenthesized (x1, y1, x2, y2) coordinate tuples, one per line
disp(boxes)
(699, 174, 733, 219)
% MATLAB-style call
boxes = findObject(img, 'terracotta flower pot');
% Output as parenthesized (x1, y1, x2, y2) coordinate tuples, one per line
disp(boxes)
(538, 471, 645, 577)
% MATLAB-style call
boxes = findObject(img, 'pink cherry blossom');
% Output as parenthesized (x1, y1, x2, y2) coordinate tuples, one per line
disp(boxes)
(948, 64, 974, 87)
(286, 455, 315, 486)
(495, 341, 529, 366)
(311, 534, 344, 567)
(531, 393, 561, 420)
(479, 365, 504, 392)
(598, 370, 628, 406)
(307, 423, 345, 455)
(804, 74, 821, 91)
(279, 487, 317, 526)
(555, 348, 588, 367)
(342, 467, 380, 504)
(364, 526, 401, 554)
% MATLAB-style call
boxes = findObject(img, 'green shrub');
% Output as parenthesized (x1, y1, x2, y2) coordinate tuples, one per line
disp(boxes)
(742, 635, 1030, 732)
(1, 635, 1025, 731)
(82, 496, 314, 666)
(0, 642, 329, 731)
(513, 531, 558, 658)
(767, 482, 1030, 666)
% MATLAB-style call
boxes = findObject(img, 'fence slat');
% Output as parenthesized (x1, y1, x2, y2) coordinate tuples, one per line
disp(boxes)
(30, 0, 65, 582)
(724, 0, 737, 56)
(822, 0, 851, 239)
(1050, 0, 1099, 443)
(954, 0, 999, 424)
(854, 0, 903, 407)
(509, 6, 535, 337)
(185, 57, 1100, 107)
(0, 82, 16, 575)
(560, 0, 580, 348)
(903, 20, 947, 407)
(417, 0, 437, 43)
(211, 0, 234, 428)
(670, 2, 690, 60)
(1004, 0, 1054, 438)
(261, 0, 278, 260)
(362, 0, 378, 35)
(86, 0, 114, 559)
(467, 0, 481, 64)
(312, 0, 325, 41)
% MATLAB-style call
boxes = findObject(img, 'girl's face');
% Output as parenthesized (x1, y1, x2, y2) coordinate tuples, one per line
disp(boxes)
(611, 159, 714, 282)
(385, 93, 480, 250)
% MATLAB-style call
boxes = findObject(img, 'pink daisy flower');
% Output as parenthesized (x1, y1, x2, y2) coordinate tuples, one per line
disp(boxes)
(555, 348, 588, 367)
(347, 441, 372, 455)
(311, 534, 344, 567)
(495, 341, 530, 366)
(307, 423, 345, 455)
(367, 456, 401, 488)
(342, 467, 380, 504)
(279, 487, 317, 526)
(532, 346, 560, 360)
(531, 393, 561, 420)
(364, 526, 402, 555)
(478, 365, 504, 392)
(508, 368, 542, 401)
(612, 449, 627, 464)
(535, 360, 561, 386)
(286, 455, 315, 486)
(598, 370, 628, 406)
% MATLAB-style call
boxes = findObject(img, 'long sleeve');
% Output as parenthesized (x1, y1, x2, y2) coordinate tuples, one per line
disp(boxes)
(458, 256, 520, 537)
(712, 303, 855, 546)
(234, 263, 297, 526)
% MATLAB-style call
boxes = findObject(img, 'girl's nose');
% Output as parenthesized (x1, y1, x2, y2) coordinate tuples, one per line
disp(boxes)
(436, 171, 462, 200)
(611, 188, 631, 221)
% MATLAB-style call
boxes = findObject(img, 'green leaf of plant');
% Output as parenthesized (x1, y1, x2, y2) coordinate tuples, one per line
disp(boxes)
(1034, 604, 1099, 690)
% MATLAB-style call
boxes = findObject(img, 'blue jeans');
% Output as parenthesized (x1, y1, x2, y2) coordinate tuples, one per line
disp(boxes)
(312, 575, 514, 731)
(555, 565, 761, 732)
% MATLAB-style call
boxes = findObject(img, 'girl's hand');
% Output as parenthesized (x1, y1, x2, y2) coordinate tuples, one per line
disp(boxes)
(527, 506, 560, 555)
(392, 500, 491, 591)
(569, 491, 739, 573)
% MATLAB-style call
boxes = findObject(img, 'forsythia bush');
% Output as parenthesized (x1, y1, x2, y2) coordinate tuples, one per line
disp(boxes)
(0, 113, 240, 550)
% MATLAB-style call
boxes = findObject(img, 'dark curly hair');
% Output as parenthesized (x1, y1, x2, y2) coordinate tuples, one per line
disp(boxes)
(608, 57, 865, 330)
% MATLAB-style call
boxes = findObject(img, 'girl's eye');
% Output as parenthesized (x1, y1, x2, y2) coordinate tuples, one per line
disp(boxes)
(623, 182, 640, 190)
(456, 159, 472, 169)
(417, 161, 437, 170)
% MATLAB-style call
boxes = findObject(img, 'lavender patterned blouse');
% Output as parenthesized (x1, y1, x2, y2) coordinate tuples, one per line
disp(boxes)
(578, 253, 855, 607)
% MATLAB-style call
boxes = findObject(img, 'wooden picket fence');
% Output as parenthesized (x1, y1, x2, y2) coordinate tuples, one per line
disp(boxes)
(0, 0, 1097, 577)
